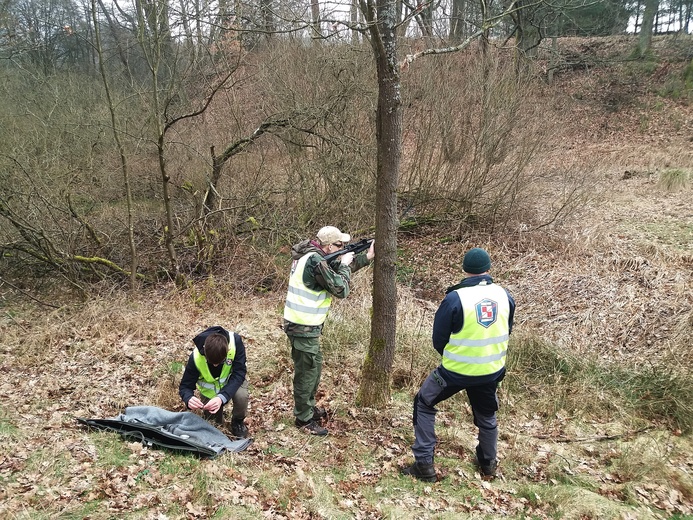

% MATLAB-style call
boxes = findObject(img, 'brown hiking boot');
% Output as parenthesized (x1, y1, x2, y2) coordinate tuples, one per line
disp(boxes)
(312, 406, 327, 422)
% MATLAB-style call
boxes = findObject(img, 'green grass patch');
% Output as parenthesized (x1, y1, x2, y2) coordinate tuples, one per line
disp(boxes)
(0, 407, 19, 438)
(58, 501, 104, 520)
(92, 432, 138, 467)
(630, 219, 692, 250)
(507, 334, 693, 433)
(168, 360, 184, 374)
(159, 454, 200, 475)
(598, 366, 693, 433)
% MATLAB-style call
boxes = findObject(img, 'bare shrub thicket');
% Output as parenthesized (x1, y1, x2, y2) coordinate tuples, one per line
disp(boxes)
(0, 70, 132, 287)
(2, 39, 579, 293)
(243, 42, 378, 240)
(163, 42, 379, 285)
(400, 49, 547, 232)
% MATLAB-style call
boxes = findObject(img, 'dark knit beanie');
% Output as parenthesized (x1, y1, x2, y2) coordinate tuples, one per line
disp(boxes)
(463, 248, 491, 274)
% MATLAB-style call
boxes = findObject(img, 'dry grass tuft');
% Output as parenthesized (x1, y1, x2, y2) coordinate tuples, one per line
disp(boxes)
(658, 168, 691, 191)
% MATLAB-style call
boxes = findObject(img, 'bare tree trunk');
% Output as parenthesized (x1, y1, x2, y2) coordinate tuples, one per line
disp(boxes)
(633, 0, 642, 32)
(261, 0, 274, 43)
(311, 0, 322, 40)
(548, 36, 557, 84)
(636, 0, 659, 57)
(135, 0, 181, 283)
(450, 0, 466, 42)
(97, 0, 131, 71)
(178, 0, 193, 44)
(356, 0, 401, 408)
(351, 0, 359, 44)
(395, 1, 413, 38)
(513, 0, 542, 60)
(417, 3, 434, 46)
(91, 0, 138, 290)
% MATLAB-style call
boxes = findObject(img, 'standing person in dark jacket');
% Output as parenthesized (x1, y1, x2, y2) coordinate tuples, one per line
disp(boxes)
(179, 326, 249, 439)
(402, 248, 516, 482)
(283, 226, 375, 436)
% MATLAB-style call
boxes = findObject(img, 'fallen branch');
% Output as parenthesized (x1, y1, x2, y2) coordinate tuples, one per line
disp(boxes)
(72, 255, 145, 279)
(530, 426, 655, 443)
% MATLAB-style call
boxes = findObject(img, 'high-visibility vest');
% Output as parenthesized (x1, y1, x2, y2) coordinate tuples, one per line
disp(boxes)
(193, 342, 236, 398)
(283, 252, 332, 326)
(441, 282, 510, 376)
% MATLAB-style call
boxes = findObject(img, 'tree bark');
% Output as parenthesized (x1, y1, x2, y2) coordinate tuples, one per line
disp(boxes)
(356, 0, 401, 408)
(514, 0, 542, 60)
(92, 0, 138, 290)
(311, 0, 322, 40)
(635, 0, 659, 57)
(134, 0, 181, 283)
(450, 0, 466, 42)
(351, 0, 360, 44)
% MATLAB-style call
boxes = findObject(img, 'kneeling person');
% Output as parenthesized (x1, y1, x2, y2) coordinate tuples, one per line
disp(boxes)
(179, 326, 249, 439)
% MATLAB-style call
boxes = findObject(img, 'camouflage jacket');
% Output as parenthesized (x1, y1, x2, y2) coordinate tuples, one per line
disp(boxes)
(283, 239, 371, 338)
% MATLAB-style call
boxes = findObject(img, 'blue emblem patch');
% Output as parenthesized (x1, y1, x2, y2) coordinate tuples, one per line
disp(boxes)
(475, 299, 498, 328)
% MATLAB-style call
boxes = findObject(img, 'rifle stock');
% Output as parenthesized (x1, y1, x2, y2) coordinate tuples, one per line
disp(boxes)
(323, 238, 373, 263)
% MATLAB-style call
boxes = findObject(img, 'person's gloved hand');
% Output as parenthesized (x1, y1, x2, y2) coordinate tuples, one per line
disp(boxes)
(367, 240, 375, 261)
(341, 252, 355, 266)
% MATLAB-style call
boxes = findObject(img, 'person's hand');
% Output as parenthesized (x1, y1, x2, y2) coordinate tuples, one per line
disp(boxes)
(340, 251, 355, 266)
(203, 396, 223, 414)
(187, 396, 204, 410)
(367, 240, 375, 261)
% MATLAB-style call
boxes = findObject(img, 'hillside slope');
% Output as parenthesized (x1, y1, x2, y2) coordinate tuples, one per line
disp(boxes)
(0, 35, 691, 519)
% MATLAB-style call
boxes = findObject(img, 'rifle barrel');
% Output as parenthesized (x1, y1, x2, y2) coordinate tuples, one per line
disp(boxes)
(323, 238, 373, 263)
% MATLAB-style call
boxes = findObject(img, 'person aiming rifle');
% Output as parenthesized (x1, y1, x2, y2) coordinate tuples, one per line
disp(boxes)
(282, 226, 375, 435)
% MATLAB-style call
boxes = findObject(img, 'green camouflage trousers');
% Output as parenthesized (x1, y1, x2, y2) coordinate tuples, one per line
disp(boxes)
(288, 335, 322, 422)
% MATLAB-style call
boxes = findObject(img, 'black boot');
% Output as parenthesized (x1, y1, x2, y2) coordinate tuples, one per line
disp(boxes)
(295, 418, 328, 436)
(476, 458, 497, 478)
(401, 461, 437, 482)
(230, 418, 249, 439)
(475, 446, 497, 478)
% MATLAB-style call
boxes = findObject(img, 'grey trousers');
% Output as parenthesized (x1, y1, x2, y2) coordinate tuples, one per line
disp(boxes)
(412, 367, 501, 466)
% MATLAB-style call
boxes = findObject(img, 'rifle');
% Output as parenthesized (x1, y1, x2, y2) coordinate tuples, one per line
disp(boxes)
(323, 238, 374, 263)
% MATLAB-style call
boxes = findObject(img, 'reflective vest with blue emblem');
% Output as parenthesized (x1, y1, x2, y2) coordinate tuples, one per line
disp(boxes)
(193, 341, 236, 399)
(442, 282, 510, 376)
(283, 252, 332, 326)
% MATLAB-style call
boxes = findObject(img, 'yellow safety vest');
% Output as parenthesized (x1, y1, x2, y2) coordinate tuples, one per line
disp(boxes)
(441, 282, 510, 376)
(283, 253, 332, 326)
(193, 343, 236, 399)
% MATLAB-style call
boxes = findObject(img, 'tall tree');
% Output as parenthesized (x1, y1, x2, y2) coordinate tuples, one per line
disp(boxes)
(450, 0, 467, 42)
(354, 0, 535, 407)
(91, 0, 138, 289)
(311, 0, 321, 39)
(356, 0, 402, 407)
(511, 0, 543, 59)
(635, 0, 659, 57)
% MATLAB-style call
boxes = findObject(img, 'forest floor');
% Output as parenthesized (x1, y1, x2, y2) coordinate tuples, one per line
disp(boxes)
(0, 35, 692, 519)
